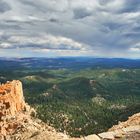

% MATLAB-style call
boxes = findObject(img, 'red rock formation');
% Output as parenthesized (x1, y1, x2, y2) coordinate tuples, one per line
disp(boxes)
(0, 80, 25, 119)
(0, 80, 26, 137)
(0, 80, 69, 140)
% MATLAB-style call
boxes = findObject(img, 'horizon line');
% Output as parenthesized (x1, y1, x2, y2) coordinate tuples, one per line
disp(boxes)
(0, 56, 140, 60)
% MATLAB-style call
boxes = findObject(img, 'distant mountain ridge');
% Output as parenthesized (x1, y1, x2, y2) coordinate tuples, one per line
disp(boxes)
(0, 57, 140, 70)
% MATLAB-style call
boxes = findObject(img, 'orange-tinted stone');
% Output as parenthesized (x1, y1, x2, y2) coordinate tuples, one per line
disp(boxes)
(0, 80, 25, 118)
(0, 80, 26, 136)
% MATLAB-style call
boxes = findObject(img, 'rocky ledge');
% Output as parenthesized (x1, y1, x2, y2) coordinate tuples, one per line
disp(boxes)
(0, 80, 70, 140)
(0, 80, 140, 140)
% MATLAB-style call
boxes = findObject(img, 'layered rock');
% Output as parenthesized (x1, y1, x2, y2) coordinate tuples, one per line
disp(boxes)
(0, 80, 69, 140)
(0, 80, 25, 118)
(0, 80, 27, 138)
(93, 113, 140, 140)
(109, 113, 140, 131)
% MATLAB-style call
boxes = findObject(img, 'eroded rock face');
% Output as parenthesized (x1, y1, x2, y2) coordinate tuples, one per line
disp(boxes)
(98, 113, 140, 140)
(0, 80, 26, 137)
(109, 113, 140, 131)
(0, 80, 69, 140)
(0, 80, 25, 119)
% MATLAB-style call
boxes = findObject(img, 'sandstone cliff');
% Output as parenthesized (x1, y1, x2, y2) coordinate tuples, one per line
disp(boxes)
(0, 80, 69, 140)
(0, 80, 27, 137)
(0, 80, 25, 118)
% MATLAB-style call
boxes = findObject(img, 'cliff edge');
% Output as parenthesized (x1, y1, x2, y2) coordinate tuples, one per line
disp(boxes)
(0, 80, 25, 118)
(0, 80, 27, 137)
(0, 80, 69, 140)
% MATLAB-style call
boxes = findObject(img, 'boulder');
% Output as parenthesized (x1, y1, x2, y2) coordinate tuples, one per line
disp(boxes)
(98, 132, 115, 140)
(85, 134, 101, 140)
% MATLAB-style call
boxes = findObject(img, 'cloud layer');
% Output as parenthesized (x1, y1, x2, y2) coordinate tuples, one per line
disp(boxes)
(0, 0, 140, 58)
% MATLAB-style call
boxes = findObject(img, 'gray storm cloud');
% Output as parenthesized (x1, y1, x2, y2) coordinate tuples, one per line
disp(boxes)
(0, 1, 11, 13)
(0, 0, 140, 58)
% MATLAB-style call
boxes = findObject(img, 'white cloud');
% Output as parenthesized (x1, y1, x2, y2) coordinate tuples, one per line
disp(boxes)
(130, 43, 140, 52)
(0, 34, 90, 51)
(130, 47, 140, 52)
(0, 0, 140, 58)
(0, 42, 11, 48)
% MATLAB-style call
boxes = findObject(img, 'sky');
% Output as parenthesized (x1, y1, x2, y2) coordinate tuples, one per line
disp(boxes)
(0, 0, 140, 58)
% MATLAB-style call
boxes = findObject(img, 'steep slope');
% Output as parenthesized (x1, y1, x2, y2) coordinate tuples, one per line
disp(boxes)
(95, 113, 140, 140)
(0, 80, 25, 116)
(0, 80, 69, 140)
(107, 113, 140, 139)
(0, 80, 26, 137)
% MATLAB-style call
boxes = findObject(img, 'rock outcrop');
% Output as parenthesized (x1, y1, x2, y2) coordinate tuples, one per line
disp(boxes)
(107, 113, 140, 139)
(0, 80, 25, 118)
(82, 113, 140, 140)
(0, 80, 69, 140)
(0, 80, 27, 137)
